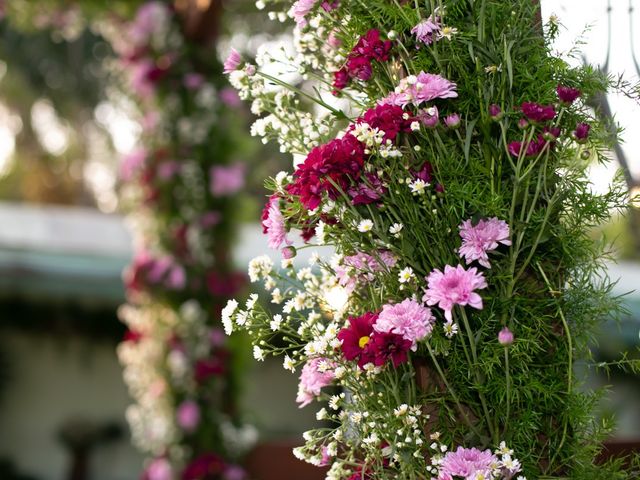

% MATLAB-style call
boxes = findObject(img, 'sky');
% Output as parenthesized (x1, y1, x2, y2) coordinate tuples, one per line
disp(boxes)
(541, 0, 640, 193)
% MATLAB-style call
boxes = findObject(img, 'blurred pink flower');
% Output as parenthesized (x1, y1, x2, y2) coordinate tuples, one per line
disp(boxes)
(176, 400, 201, 432)
(183, 73, 205, 90)
(209, 163, 246, 196)
(219, 87, 242, 107)
(411, 17, 440, 45)
(292, 0, 317, 26)
(423, 265, 487, 322)
(142, 457, 172, 480)
(458, 217, 511, 268)
(120, 148, 147, 181)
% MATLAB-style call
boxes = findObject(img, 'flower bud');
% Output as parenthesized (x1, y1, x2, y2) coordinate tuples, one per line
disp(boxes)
(444, 113, 461, 129)
(517, 118, 529, 130)
(498, 327, 514, 346)
(281, 246, 297, 259)
(573, 122, 590, 143)
(489, 104, 503, 120)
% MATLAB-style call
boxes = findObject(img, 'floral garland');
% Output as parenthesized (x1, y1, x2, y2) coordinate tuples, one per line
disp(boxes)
(108, 2, 255, 479)
(223, 1, 637, 479)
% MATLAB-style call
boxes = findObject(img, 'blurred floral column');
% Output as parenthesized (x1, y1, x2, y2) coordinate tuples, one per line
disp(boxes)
(107, 2, 255, 478)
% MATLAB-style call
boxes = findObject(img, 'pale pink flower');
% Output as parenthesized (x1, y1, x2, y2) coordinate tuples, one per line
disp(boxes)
(223, 48, 242, 74)
(292, 0, 317, 27)
(183, 72, 205, 90)
(209, 163, 246, 196)
(411, 17, 441, 45)
(157, 161, 181, 180)
(458, 217, 511, 268)
(176, 400, 201, 432)
(438, 447, 497, 480)
(381, 71, 457, 107)
(129, 2, 169, 49)
(374, 298, 435, 349)
(296, 358, 335, 408)
(120, 148, 147, 181)
(423, 265, 487, 322)
(219, 87, 242, 107)
(262, 196, 291, 250)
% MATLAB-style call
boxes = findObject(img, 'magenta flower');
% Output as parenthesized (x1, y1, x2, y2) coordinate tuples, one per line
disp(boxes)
(557, 84, 581, 104)
(573, 122, 590, 143)
(337, 312, 378, 367)
(182, 453, 226, 480)
(209, 163, 246, 196)
(261, 196, 291, 250)
(498, 327, 514, 346)
(183, 72, 205, 90)
(458, 217, 511, 268)
(423, 265, 487, 321)
(292, 0, 317, 27)
(296, 357, 335, 407)
(411, 17, 441, 45)
(120, 148, 147, 181)
(507, 135, 547, 158)
(219, 87, 242, 107)
(418, 106, 439, 128)
(382, 72, 457, 107)
(521, 102, 556, 122)
(223, 48, 242, 74)
(176, 400, 201, 433)
(374, 298, 435, 349)
(437, 446, 497, 480)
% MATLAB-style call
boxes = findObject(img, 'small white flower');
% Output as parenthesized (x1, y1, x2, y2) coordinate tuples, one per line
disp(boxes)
(443, 319, 459, 338)
(437, 26, 459, 40)
(394, 404, 409, 416)
(316, 408, 328, 420)
(389, 223, 403, 237)
(271, 288, 283, 304)
(410, 121, 420, 131)
(245, 293, 259, 311)
(358, 219, 374, 233)
(334, 366, 346, 378)
(253, 345, 265, 361)
(398, 267, 415, 283)
(283, 355, 295, 372)
(409, 179, 428, 194)
(270, 314, 283, 331)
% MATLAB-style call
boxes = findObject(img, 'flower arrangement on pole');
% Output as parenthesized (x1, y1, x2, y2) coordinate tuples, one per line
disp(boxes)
(107, 2, 256, 478)
(224, 0, 640, 478)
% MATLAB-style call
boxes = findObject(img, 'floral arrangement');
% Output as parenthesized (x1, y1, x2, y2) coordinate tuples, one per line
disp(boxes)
(108, 2, 255, 479)
(223, 0, 639, 478)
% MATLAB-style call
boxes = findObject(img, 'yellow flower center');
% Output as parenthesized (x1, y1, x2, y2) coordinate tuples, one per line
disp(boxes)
(358, 336, 370, 349)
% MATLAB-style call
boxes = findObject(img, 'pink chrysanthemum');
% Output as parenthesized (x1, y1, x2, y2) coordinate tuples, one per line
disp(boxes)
(458, 217, 511, 268)
(437, 447, 497, 480)
(423, 265, 487, 321)
(381, 71, 457, 107)
(261, 196, 291, 250)
(292, 0, 317, 27)
(374, 298, 435, 349)
(223, 48, 242, 74)
(411, 17, 441, 45)
(296, 357, 335, 407)
(335, 251, 396, 291)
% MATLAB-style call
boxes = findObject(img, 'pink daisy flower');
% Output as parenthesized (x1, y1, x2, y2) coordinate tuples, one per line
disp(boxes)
(458, 217, 511, 268)
(223, 48, 242, 74)
(411, 17, 441, 45)
(261, 196, 291, 250)
(437, 446, 497, 480)
(296, 357, 335, 407)
(374, 298, 435, 349)
(422, 265, 487, 322)
(381, 71, 457, 108)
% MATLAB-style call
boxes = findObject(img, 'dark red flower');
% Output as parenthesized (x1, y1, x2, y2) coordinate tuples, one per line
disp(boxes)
(123, 329, 143, 343)
(348, 173, 386, 205)
(489, 103, 502, 119)
(337, 312, 378, 367)
(206, 271, 246, 297)
(195, 356, 226, 383)
(287, 134, 366, 210)
(368, 331, 411, 367)
(353, 29, 392, 61)
(346, 56, 372, 81)
(412, 162, 433, 183)
(521, 102, 556, 122)
(557, 85, 581, 104)
(573, 122, 590, 142)
(182, 453, 226, 480)
(333, 67, 350, 93)
(358, 103, 413, 142)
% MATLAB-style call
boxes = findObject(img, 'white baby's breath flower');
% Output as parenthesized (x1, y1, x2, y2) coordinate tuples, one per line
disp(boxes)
(271, 288, 283, 304)
(283, 355, 295, 372)
(410, 121, 420, 131)
(270, 314, 283, 331)
(358, 219, 374, 233)
(394, 404, 409, 417)
(245, 293, 259, 311)
(316, 407, 328, 420)
(221, 299, 238, 335)
(253, 345, 265, 361)
(334, 366, 346, 378)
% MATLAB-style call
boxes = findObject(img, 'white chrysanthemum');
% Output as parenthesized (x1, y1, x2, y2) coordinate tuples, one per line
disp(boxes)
(358, 219, 374, 233)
